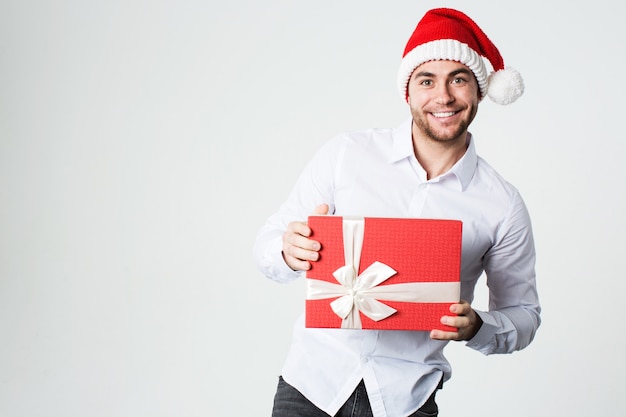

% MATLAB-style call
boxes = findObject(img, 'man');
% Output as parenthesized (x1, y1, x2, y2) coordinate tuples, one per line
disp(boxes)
(254, 8, 540, 417)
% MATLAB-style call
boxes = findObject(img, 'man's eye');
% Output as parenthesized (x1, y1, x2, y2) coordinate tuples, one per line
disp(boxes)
(452, 77, 466, 84)
(420, 80, 432, 86)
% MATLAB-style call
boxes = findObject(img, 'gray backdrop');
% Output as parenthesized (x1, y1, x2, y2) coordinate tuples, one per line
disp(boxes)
(1, 0, 623, 415)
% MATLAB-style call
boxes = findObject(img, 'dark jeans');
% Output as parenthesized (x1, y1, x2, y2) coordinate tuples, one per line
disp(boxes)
(271, 376, 440, 417)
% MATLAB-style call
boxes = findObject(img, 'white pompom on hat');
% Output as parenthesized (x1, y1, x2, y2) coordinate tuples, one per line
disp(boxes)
(397, 8, 524, 105)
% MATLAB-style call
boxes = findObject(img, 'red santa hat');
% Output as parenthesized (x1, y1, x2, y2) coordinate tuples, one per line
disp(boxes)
(397, 8, 524, 105)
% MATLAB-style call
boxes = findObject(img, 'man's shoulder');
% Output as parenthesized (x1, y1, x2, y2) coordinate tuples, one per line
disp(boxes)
(338, 125, 396, 141)
(316, 126, 394, 154)
(474, 156, 521, 196)
(332, 122, 409, 150)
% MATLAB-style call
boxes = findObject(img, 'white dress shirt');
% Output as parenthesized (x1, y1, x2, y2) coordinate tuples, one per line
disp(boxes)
(254, 118, 541, 417)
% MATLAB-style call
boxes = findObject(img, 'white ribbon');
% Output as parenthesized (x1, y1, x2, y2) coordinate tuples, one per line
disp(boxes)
(306, 217, 460, 329)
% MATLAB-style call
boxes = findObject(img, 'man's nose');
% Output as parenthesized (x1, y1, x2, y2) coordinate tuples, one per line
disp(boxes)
(434, 83, 454, 105)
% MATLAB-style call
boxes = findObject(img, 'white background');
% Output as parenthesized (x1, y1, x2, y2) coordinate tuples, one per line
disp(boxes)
(1, 0, 624, 416)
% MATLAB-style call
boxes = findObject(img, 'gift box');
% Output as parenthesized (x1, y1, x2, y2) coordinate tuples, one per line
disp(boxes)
(305, 216, 462, 331)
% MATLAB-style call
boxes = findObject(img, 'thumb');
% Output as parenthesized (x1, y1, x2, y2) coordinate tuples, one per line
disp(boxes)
(312, 204, 329, 215)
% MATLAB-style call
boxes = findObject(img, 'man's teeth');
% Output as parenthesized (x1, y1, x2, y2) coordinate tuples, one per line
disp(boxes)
(432, 111, 456, 117)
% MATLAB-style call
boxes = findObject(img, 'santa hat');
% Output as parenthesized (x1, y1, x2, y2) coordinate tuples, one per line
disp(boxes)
(397, 8, 524, 105)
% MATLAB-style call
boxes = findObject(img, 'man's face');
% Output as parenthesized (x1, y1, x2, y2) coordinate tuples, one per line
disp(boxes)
(407, 60, 480, 144)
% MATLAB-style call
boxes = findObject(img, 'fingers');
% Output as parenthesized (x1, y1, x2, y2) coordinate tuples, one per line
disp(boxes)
(429, 316, 468, 341)
(429, 314, 464, 341)
(313, 203, 330, 215)
(430, 301, 481, 341)
(282, 203, 329, 271)
(429, 328, 458, 341)
(282, 220, 322, 271)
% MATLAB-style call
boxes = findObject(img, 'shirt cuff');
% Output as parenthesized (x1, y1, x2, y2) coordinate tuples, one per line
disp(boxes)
(465, 310, 498, 354)
(262, 235, 303, 283)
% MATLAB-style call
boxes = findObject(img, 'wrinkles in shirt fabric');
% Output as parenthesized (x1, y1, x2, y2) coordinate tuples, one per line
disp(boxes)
(254, 118, 540, 417)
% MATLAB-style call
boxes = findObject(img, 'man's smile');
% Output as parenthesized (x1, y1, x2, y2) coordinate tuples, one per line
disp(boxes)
(431, 111, 459, 118)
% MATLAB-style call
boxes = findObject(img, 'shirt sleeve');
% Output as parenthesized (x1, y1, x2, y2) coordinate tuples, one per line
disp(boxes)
(253, 136, 342, 283)
(465, 190, 541, 355)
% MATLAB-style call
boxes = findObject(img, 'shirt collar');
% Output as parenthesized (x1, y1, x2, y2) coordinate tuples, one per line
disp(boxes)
(389, 118, 415, 163)
(389, 117, 478, 191)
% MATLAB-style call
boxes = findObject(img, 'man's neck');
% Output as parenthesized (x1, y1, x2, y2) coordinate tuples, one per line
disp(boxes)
(412, 129, 469, 180)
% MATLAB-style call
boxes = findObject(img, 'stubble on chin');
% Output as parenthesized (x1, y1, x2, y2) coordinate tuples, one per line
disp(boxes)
(411, 112, 469, 145)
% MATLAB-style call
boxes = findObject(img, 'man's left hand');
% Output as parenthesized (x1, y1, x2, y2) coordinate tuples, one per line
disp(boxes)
(430, 301, 483, 341)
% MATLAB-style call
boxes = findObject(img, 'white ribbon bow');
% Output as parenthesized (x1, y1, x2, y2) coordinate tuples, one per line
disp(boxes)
(306, 217, 460, 329)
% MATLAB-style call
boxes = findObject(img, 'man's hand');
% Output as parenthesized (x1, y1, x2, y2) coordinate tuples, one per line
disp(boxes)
(430, 301, 483, 341)
(282, 204, 329, 271)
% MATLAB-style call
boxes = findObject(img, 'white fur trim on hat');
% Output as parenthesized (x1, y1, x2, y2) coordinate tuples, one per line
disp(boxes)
(397, 39, 489, 101)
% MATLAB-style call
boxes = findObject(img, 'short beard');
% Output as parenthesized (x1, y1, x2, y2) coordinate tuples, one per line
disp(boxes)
(411, 108, 475, 145)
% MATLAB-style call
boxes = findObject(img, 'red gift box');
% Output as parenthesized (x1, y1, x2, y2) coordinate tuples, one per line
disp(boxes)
(305, 216, 462, 331)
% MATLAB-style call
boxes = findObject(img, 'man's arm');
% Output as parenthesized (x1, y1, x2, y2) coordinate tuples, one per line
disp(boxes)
(433, 191, 541, 353)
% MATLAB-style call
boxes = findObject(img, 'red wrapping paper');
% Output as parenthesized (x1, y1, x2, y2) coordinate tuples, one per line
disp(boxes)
(305, 216, 462, 331)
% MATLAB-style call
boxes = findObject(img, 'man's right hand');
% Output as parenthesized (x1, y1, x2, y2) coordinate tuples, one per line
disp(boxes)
(282, 204, 329, 271)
